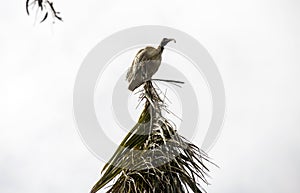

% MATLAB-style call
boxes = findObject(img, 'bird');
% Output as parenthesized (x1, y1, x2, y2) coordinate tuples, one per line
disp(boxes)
(126, 38, 176, 91)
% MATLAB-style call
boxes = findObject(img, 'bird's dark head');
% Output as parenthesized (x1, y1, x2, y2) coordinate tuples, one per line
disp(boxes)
(160, 38, 176, 47)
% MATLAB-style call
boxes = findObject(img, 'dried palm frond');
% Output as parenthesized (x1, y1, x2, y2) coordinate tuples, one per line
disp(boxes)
(91, 81, 216, 193)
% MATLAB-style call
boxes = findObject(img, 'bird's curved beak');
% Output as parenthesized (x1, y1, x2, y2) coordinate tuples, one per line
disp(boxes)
(167, 38, 176, 44)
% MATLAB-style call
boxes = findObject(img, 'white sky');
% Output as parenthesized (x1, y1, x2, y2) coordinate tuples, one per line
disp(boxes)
(1, 0, 300, 192)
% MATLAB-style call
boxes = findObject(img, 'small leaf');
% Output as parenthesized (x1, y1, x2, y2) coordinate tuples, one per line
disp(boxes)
(26, 0, 30, 15)
(55, 15, 63, 21)
(40, 12, 48, 23)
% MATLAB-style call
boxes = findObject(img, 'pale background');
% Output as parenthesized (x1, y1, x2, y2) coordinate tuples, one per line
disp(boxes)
(1, 0, 300, 192)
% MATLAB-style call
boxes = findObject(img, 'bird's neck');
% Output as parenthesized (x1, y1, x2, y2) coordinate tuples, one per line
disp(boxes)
(157, 46, 164, 53)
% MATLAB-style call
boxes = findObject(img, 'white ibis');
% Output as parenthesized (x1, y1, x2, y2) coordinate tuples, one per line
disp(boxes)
(126, 38, 176, 91)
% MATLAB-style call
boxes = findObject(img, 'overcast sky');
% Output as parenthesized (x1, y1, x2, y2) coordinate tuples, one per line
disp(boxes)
(1, 0, 300, 192)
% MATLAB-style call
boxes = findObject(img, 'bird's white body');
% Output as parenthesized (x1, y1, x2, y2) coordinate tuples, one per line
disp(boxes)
(126, 46, 162, 91)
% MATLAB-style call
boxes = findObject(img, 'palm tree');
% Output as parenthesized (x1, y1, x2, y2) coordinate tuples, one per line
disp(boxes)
(91, 41, 215, 193)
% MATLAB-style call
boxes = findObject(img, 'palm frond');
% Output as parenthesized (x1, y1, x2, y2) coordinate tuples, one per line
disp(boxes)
(91, 81, 215, 193)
